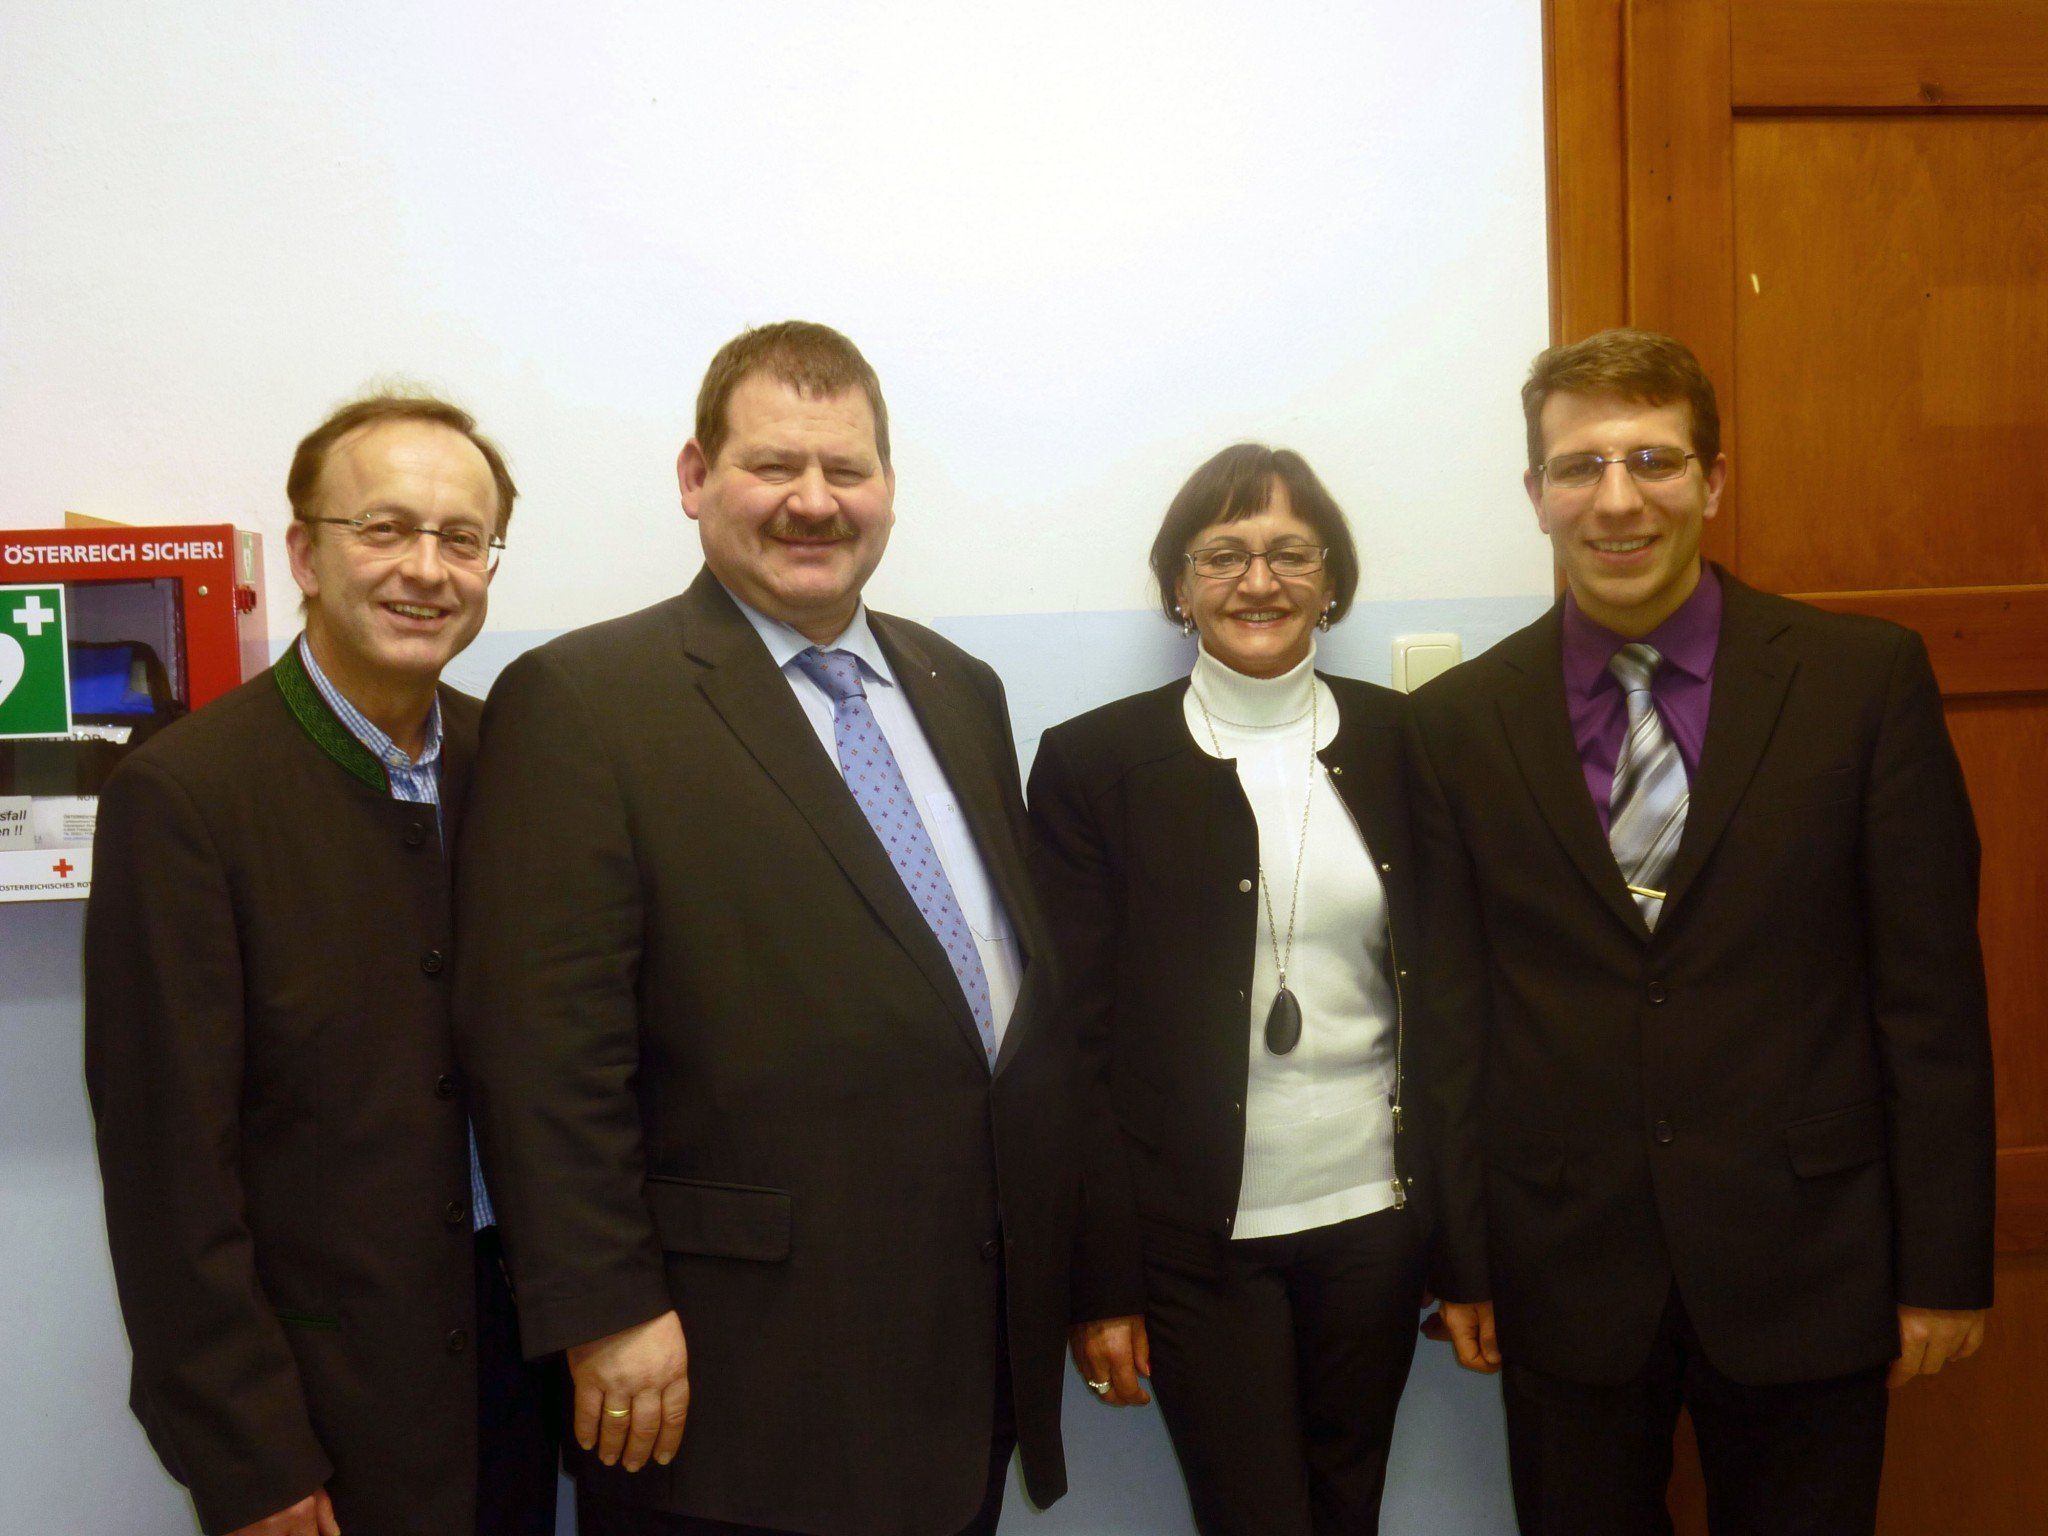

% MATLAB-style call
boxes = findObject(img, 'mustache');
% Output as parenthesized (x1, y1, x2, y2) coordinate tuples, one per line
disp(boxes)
(764, 515, 857, 543)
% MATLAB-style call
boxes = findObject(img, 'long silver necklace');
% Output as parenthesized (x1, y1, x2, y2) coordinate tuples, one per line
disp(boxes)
(1195, 680, 1319, 1055)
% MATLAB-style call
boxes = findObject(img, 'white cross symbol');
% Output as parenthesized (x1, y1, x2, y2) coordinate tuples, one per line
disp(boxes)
(12, 595, 56, 637)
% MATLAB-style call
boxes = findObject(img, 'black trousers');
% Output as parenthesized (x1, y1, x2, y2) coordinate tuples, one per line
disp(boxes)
(1139, 1204, 1425, 1536)
(575, 1434, 1010, 1536)
(1502, 1286, 1889, 1536)
(475, 1224, 566, 1536)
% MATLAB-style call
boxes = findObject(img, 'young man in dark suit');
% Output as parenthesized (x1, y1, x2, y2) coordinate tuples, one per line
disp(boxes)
(1409, 329, 1995, 1536)
(454, 322, 1076, 1536)
(86, 396, 559, 1536)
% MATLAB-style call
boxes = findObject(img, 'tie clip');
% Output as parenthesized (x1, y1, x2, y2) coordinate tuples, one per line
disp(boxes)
(1626, 884, 1667, 900)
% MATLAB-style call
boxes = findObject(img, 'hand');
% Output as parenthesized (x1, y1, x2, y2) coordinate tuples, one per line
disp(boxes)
(567, 1310, 690, 1471)
(224, 1488, 340, 1536)
(1430, 1300, 1501, 1374)
(1888, 1305, 1986, 1388)
(1068, 1315, 1152, 1406)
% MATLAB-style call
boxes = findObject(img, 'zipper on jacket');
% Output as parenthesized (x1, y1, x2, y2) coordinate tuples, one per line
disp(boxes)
(1383, 906, 1410, 1211)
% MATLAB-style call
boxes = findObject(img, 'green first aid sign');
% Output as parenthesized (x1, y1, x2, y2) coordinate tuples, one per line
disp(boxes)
(0, 584, 72, 739)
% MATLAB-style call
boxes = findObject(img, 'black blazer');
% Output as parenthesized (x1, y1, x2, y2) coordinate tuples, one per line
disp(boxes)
(453, 569, 1075, 1536)
(1408, 569, 1996, 1387)
(1028, 674, 1422, 1322)
(85, 648, 481, 1536)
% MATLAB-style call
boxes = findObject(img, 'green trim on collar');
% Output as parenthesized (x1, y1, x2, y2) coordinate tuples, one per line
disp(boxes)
(273, 641, 390, 793)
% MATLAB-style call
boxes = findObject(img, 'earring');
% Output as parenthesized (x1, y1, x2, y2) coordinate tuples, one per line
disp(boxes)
(1176, 607, 1194, 637)
(1317, 605, 1333, 632)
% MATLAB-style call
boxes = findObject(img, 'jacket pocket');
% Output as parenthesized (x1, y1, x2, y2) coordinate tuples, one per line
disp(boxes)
(273, 1308, 341, 1332)
(646, 1177, 792, 1261)
(1785, 1099, 1886, 1178)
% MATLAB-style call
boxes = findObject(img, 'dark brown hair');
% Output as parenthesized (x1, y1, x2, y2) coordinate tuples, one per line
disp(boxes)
(695, 321, 891, 471)
(1521, 327, 1721, 471)
(287, 393, 517, 535)
(1147, 444, 1361, 624)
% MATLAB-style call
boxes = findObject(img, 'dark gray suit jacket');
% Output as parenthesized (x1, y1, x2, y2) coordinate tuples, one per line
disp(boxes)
(454, 569, 1075, 1535)
(1409, 569, 1995, 1387)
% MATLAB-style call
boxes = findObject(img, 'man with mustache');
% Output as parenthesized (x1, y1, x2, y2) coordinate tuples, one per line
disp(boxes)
(455, 322, 1077, 1535)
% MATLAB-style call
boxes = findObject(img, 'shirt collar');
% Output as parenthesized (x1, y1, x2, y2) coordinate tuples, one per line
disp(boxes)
(720, 580, 897, 690)
(296, 633, 444, 772)
(1561, 563, 1722, 698)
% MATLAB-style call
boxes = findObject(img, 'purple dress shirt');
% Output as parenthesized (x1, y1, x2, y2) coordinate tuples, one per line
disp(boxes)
(1562, 566, 1723, 833)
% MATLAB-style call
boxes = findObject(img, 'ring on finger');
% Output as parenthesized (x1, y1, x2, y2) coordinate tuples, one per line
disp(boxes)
(1086, 1378, 1111, 1396)
(604, 1405, 632, 1418)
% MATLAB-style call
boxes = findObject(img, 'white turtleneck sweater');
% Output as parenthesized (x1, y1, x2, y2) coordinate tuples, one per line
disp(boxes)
(1183, 643, 1401, 1240)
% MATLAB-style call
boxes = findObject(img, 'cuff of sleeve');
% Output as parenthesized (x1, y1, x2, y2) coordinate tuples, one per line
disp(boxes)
(514, 1271, 676, 1360)
(1070, 1232, 1147, 1325)
(193, 1450, 333, 1536)
(1427, 1250, 1491, 1307)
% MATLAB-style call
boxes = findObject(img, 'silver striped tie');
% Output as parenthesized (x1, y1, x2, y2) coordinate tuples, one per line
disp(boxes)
(1607, 643, 1688, 930)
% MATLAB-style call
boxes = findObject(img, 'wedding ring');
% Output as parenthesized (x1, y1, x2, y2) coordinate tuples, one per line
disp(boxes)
(1086, 1379, 1111, 1396)
(604, 1405, 632, 1418)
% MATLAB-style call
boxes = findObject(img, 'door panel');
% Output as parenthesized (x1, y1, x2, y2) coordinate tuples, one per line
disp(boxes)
(1734, 115, 2048, 592)
(1544, 0, 2046, 1527)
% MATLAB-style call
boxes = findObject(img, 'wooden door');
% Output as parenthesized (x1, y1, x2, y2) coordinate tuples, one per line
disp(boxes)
(1542, 1, 2048, 1529)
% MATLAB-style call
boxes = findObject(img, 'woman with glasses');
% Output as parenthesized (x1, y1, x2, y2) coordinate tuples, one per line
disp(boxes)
(1028, 443, 1425, 1535)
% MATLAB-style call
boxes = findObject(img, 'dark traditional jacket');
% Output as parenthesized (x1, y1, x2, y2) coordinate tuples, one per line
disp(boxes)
(85, 647, 481, 1535)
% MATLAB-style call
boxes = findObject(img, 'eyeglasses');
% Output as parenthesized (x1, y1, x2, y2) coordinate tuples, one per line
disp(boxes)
(300, 515, 505, 572)
(1184, 545, 1328, 579)
(1540, 447, 1697, 491)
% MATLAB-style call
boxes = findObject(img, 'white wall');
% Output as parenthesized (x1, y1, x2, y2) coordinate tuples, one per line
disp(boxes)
(0, 3, 1550, 1530)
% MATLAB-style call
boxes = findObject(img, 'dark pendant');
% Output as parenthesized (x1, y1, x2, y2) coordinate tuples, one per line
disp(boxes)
(1264, 986, 1302, 1055)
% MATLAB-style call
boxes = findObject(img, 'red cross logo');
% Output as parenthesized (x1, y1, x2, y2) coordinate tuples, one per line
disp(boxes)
(51, 859, 74, 879)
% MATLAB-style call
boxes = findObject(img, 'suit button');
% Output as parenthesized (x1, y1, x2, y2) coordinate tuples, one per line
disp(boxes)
(1329, 765, 1344, 777)
(1380, 861, 1392, 873)
(435, 1073, 459, 1100)
(445, 1328, 469, 1354)
(421, 949, 445, 976)
(1237, 879, 1253, 893)
(1647, 982, 1667, 1005)
(1653, 1120, 1675, 1145)
(444, 1199, 468, 1228)
(404, 821, 429, 849)
(980, 1237, 1001, 1261)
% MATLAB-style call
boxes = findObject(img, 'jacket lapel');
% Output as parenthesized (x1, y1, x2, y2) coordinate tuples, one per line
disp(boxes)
(1656, 571, 1796, 920)
(679, 575, 990, 1067)
(1316, 687, 1408, 878)
(1493, 609, 1651, 939)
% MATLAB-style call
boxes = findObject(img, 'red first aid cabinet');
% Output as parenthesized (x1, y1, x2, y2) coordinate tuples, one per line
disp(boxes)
(0, 524, 269, 902)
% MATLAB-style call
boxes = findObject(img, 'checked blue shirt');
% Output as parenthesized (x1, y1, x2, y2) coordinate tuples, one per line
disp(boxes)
(299, 637, 496, 1231)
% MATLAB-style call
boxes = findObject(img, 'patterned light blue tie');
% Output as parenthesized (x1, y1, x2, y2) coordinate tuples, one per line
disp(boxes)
(795, 647, 996, 1061)
(1608, 642, 1689, 930)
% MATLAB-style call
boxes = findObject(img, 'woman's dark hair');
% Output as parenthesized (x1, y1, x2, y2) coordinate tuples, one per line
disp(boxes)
(1147, 443, 1360, 624)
